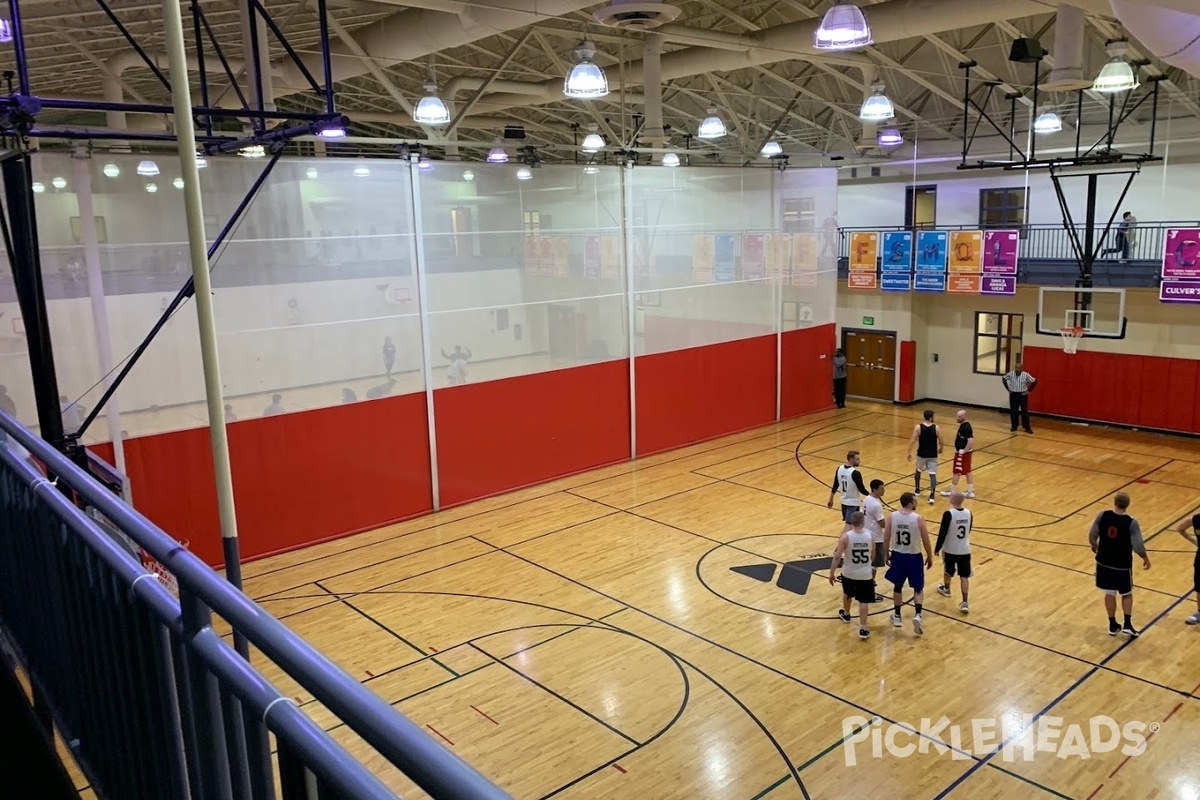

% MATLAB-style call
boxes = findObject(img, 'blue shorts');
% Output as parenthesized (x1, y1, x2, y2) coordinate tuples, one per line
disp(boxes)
(885, 552, 926, 592)
(841, 504, 860, 524)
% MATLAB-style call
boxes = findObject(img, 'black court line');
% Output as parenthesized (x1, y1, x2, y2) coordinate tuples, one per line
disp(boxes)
(921, 602, 1200, 701)
(312, 581, 460, 678)
(930, 589, 1196, 800)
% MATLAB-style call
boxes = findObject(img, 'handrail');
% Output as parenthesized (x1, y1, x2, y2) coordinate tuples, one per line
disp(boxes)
(0, 409, 511, 800)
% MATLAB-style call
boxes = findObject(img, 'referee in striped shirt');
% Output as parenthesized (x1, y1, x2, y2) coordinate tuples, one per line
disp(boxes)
(1003, 360, 1037, 434)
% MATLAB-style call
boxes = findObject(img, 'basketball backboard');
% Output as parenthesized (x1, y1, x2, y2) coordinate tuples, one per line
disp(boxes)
(1036, 287, 1126, 339)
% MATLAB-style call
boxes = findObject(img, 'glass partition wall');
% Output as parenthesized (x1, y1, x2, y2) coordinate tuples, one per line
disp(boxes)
(3, 153, 837, 506)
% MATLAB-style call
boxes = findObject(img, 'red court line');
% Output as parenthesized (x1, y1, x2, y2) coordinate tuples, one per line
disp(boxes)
(1085, 784, 1103, 800)
(471, 705, 499, 725)
(611, 764, 627, 774)
(1108, 755, 1131, 779)
(364, 669, 375, 678)
(1190, 680, 1200, 695)
(427, 725, 454, 746)
(1164, 702, 1184, 723)
(430, 646, 439, 653)
(1136, 479, 1152, 484)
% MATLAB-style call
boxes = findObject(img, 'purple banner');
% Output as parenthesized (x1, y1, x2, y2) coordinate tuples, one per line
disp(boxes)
(1160, 280, 1200, 303)
(1163, 228, 1200, 280)
(980, 275, 1016, 295)
(982, 229, 1019, 275)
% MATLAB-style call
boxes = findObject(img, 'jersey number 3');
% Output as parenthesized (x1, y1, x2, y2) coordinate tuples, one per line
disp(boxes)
(956, 524, 967, 539)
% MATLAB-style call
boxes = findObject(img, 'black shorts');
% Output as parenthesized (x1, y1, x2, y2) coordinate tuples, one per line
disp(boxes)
(942, 553, 972, 578)
(872, 542, 887, 568)
(1096, 563, 1133, 596)
(842, 577, 876, 604)
(841, 504, 859, 524)
(1193, 561, 1199, 595)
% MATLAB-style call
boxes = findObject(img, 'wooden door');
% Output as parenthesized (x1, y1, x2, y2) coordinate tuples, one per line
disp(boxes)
(843, 329, 896, 402)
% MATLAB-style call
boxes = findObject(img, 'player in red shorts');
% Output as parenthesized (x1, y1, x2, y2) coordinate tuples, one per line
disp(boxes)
(941, 409, 975, 499)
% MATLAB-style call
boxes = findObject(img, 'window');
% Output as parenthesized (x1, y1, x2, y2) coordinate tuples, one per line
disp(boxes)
(782, 198, 815, 233)
(523, 211, 541, 234)
(974, 312, 1023, 375)
(979, 188, 1026, 231)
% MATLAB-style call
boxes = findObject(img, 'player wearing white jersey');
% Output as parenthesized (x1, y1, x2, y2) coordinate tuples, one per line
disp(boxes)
(829, 511, 876, 640)
(935, 491, 973, 613)
(827, 450, 869, 534)
(884, 492, 933, 635)
(863, 479, 888, 602)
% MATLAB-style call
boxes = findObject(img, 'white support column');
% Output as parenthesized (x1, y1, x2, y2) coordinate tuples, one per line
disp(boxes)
(160, 0, 243, 580)
(621, 165, 637, 460)
(407, 160, 441, 510)
(71, 149, 131, 501)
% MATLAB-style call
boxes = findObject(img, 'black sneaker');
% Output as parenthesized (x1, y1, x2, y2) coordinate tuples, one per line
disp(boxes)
(859, 628, 870, 640)
(873, 593, 886, 603)
(1108, 620, 1120, 636)
(1121, 623, 1139, 637)
(838, 609, 851, 623)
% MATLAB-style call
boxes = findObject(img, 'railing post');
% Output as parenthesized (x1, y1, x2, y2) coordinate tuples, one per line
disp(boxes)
(178, 589, 234, 800)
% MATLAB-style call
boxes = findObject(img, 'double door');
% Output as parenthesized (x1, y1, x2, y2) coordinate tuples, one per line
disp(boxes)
(843, 329, 896, 402)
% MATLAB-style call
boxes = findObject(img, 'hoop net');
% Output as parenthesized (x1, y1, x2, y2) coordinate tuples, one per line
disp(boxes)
(1060, 326, 1084, 355)
(138, 540, 188, 596)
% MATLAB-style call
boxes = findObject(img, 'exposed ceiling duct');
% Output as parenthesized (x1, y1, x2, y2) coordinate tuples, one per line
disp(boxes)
(1043, 4, 1092, 90)
(1109, 0, 1200, 81)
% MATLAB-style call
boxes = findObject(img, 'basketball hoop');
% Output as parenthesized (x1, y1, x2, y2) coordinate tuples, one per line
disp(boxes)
(138, 540, 188, 596)
(1060, 326, 1084, 355)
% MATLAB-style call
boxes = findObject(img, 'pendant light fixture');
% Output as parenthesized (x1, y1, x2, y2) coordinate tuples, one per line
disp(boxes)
(760, 141, 783, 157)
(195, 151, 208, 169)
(240, 145, 265, 158)
(876, 127, 904, 147)
(1092, 41, 1139, 93)
(486, 146, 509, 164)
(317, 125, 347, 139)
(1033, 110, 1063, 134)
(173, 177, 185, 190)
(563, 40, 609, 99)
(661, 151, 680, 167)
(859, 83, 895, 121)
(136, 159, 159, 176)
(31, 181, 44, 193)
(353, 164, 370, 177)
(51, 176, 67, 190)
(417, 156, 434, 171)
(414, 82, 451, 125)
(697, 106, 727, 139)
(516, 166, 533, 180)
(814, 4, 872, 50)
(306, 167, 318, 179)
(102, 163, 120, 178)
(581, 129, 606, 153)
(583, 165, 600, 175)
(145, 182, 158, 193)
(462, 169, 475, 182)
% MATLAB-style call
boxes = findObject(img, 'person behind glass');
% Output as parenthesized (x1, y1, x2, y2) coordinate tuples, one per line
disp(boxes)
(224, 403, 237, 422)
(1002, 360, 1036, 434)
(832, 348, 848, 408)
(263, 394, 286, 417)
(382, 336, 396, 378)
(442, 345, 472, 386)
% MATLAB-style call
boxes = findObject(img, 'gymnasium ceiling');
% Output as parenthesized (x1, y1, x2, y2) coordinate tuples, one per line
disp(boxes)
(3, 0, 1199, 163)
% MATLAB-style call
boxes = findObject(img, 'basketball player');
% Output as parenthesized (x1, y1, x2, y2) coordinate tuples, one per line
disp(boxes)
(935, 490, 973, 613)
(827, 451, 869, 534)
(1174, 515, 1200, 625)
(863, 479, 887, 601)
(941, 410, 975, 499)
(884, 492, 934, 635)
(1089, 493, 1151, 636)
(906, 409, 944, 505)
(829, 511, 875, 640)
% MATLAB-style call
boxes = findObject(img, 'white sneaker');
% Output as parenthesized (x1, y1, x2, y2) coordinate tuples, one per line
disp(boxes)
(913, 614, 924, 635)
(965, 490, 976, 499)
(959, 601, 969, 613)
(890, 613, 902, 627)
(936, 584, 952, 597)
(928, 495, 935, 505)
(940, 490, 951, 497)
(1186, 612, 1200, 625)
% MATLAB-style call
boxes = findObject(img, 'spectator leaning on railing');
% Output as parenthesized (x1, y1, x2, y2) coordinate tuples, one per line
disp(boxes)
(1102, 211, 1137, 262)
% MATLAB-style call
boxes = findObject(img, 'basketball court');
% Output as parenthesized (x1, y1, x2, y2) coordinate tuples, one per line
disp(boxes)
(224, 400, 1200, 799)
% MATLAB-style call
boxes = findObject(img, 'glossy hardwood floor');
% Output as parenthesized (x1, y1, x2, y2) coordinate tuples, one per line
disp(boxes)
(233, 401, 1200, 800)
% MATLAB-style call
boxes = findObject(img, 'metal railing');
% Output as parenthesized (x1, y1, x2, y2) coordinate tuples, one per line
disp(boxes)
(0, 411, 511, 800)
(837, 220, 1194, 264)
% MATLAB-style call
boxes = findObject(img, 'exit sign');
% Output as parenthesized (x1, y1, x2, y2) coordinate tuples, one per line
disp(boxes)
(862, 316, 875, 326)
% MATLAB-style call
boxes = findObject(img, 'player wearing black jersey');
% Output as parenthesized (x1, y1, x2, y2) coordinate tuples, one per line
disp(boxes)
(1089, 493, 1151, 637)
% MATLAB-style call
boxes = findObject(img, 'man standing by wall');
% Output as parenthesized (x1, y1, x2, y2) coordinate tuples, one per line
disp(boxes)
(1002, 360, 1037, 434)
(832, 348, 848, 409)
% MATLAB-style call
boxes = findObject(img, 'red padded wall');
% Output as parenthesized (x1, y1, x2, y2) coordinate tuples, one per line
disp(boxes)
(636, 334, 777, 456)
(100, 391, 433, 567)
(1024, 345, 1200, 433)
(898, 340, 917, 404)
(434, 359, 630, 507)
(781, 323, 837, 419)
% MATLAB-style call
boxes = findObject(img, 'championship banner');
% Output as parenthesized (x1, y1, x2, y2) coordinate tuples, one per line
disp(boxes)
(848, 272, 878, 290)
(949, 230, 984, 273)
(600, 235, 620, 279)
(983, 229, 1019, 275)
(915, 231, 948, 273)
(523, 236, 541, 276)
(552, 237, 570, 278)
(947, 274, 982, 293)
(766, 234, 790, 280)
(743, 234, 766, 280)
(1161, 229, 1200, 303)
(538, 237, 555, 276)
(692, 235, 715, 284)
(792, 233, 818, 287)
(584, 236, 601, 278)
(848, 231, 879, 271)
(714, 234, 737, 283)
(881, 231, 913, 272)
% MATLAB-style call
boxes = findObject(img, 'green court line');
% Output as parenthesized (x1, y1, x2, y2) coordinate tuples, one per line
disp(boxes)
(746, 774, 790, 800)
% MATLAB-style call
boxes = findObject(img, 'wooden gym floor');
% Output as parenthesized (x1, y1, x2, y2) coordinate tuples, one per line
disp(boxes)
(230, 401, 1200, 800)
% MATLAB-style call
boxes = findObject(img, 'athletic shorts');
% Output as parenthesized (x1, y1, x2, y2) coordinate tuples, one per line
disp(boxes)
(885, 551, 926, 592)
(942, 553, 972, 578)
(1193, 555, 1199, 594)
(872, 541, 887, 568)
(842, 577, 876, 604)
(916, 457, 937, 474)
(841, 504, 860, 524)
(1095, 563, 1133, 596)
(953, 451, 973, 476)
